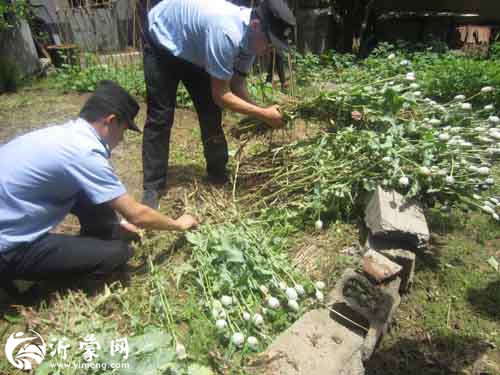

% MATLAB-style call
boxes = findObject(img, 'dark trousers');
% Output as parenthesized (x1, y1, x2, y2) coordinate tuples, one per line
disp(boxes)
(0, 193, 133, 282)
(142, 42, 228, 192)
(266, 52, 286, 85)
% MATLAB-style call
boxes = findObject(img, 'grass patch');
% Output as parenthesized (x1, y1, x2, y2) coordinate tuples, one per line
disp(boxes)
(368, 209, 500, 375)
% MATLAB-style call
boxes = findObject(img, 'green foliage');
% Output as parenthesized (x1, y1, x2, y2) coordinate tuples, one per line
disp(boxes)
(54, 54, 192, 106)
(0, 0, 30, 31)
(36, 327, 214, 375)
(418, 56, 500, 107)
(292, 49, 355, 86)
(305, 43, 500, 108)
(491, 42, 500, 60)
(185, 220, 322, 352)
(4, 44, 500, 375)
(368, 207, 500, 374)
(241, 52, 500, 223)
(370, 43, 500, 107)
(246, 80, 276, 105)
(55, 60, 145, 96)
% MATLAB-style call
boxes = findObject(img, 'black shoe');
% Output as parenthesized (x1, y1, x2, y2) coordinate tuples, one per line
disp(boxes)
(142, 190, 160, 209)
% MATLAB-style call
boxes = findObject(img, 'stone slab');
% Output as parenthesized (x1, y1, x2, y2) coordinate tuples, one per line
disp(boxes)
(250, 309, 365, 375)
(364, 186, 430, 250)
(362, 249, 402, 283)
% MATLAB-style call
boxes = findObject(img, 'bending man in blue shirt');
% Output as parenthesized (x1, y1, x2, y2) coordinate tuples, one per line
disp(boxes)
(0, 81, 198, 290)
(142, 0, 296, 209)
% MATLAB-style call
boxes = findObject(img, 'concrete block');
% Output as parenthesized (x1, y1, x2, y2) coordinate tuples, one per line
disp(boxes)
(369, 277, 401, 357)
(362, 249, 402, 283)
(364, 186, 430, 250)
(249, 309, 365, 375)
(327, 269, 401, 361)
(365, 232, 417, 293)
(380, 249, 416, 293)
(251, 269, 402, 374)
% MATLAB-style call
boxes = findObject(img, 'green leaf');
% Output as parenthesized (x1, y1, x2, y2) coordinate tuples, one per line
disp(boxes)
(186, 232, 204, 248)
(174, 263, 196, 288)
(128, 326, 173, 355)
(407, 178, 421, 198)
(218, 236, 244, 263)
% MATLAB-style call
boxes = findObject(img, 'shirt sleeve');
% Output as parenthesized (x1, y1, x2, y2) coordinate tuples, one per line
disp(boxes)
(66, 150, 126, 205)
(204, 27, 239, 80)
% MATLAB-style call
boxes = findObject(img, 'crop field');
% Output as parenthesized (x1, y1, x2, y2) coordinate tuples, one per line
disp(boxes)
(1, 43, 500, 374)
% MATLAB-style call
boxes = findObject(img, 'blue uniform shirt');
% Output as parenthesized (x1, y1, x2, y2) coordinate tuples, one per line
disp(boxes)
(0, 118, 126, 252)
(148, 0, 256, 80)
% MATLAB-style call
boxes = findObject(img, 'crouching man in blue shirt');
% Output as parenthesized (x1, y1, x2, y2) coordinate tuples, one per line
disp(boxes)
(0, 81, 198, 287)
(141, 0, 296, 209)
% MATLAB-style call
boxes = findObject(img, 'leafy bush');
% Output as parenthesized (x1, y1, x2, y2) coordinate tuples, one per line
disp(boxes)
(313, 43, 500, 107)
(490, 42, 500, 60)
(290, 50, 356, 92)
(55, 61, 146, 96)
(419, 56, 500, 106)
(54, 54, 192, 106)
(0, 0, 30, 32)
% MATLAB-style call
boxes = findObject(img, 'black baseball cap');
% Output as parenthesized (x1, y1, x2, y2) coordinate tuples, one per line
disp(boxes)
(80, 80, 141, 132)
(256, 0, 296, 53)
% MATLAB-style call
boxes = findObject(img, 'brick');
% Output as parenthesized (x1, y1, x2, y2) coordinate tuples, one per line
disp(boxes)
(365, 232, 417, 293)
(380, 249, 416, 293)
(362, 249, 402, 283)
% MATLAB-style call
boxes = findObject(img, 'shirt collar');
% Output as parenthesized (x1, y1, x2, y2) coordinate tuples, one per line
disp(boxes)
(76, 117, 112, 158)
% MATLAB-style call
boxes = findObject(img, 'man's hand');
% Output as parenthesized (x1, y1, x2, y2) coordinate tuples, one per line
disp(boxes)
(211, 77, 284, 129)
(351, 111, 363, 121)
(261, 105, 285, 128)
(111, 193, 199, 232)
(174, 214, 199, 231)
(114, 219, 143, 242)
